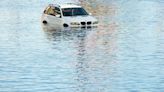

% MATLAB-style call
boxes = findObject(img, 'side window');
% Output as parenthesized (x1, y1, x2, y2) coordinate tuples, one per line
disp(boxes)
(44, 6, 50, 14)
(48, 7, 55, 16)
(44, 6, 61, 18)
(55, 7, 61, 16)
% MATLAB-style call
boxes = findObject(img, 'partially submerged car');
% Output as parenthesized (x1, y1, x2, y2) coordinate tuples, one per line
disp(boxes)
(41, 3, 98, 29)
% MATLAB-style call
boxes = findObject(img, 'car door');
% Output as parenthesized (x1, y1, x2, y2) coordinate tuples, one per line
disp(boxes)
(43, 6, 63, 27)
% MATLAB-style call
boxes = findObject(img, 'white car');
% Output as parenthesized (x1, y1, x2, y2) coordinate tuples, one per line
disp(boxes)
(41, 3, 98, 29)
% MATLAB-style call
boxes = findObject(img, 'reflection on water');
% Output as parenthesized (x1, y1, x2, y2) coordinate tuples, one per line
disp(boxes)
(0, 0, 164, 92)
(43, 28, 118, 92)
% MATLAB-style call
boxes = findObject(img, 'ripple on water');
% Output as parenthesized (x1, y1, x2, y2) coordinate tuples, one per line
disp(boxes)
(0, 0, 164, 92)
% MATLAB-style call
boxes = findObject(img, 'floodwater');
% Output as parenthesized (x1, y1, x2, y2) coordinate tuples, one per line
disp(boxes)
(0, 0, 164, 92)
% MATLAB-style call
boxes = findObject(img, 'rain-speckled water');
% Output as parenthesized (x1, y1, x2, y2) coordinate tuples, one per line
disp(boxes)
(0, 0, 164, 92)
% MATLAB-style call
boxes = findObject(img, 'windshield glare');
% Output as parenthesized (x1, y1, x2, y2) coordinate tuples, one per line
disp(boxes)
(62, 8, 88, 16)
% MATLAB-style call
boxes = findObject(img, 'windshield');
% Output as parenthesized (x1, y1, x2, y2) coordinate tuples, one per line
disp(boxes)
(62, 8, 88, 16)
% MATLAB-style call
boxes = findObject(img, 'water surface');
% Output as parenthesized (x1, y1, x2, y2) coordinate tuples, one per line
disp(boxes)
(0, 0, 164, 92)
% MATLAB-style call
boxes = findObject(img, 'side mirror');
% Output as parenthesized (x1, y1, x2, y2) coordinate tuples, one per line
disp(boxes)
(89, 13, 92, 15)
(56, 14, 61, 18)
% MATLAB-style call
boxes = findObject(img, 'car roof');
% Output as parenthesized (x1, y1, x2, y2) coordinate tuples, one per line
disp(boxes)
(60, 3, 81, 8)
(49, 3, 81, 8)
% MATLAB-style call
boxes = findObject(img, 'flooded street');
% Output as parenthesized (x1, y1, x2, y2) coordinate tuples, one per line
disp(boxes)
(0, 0, 164, 92)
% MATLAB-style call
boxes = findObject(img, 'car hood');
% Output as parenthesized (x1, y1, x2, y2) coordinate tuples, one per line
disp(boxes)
(63, 15, 97, 23)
